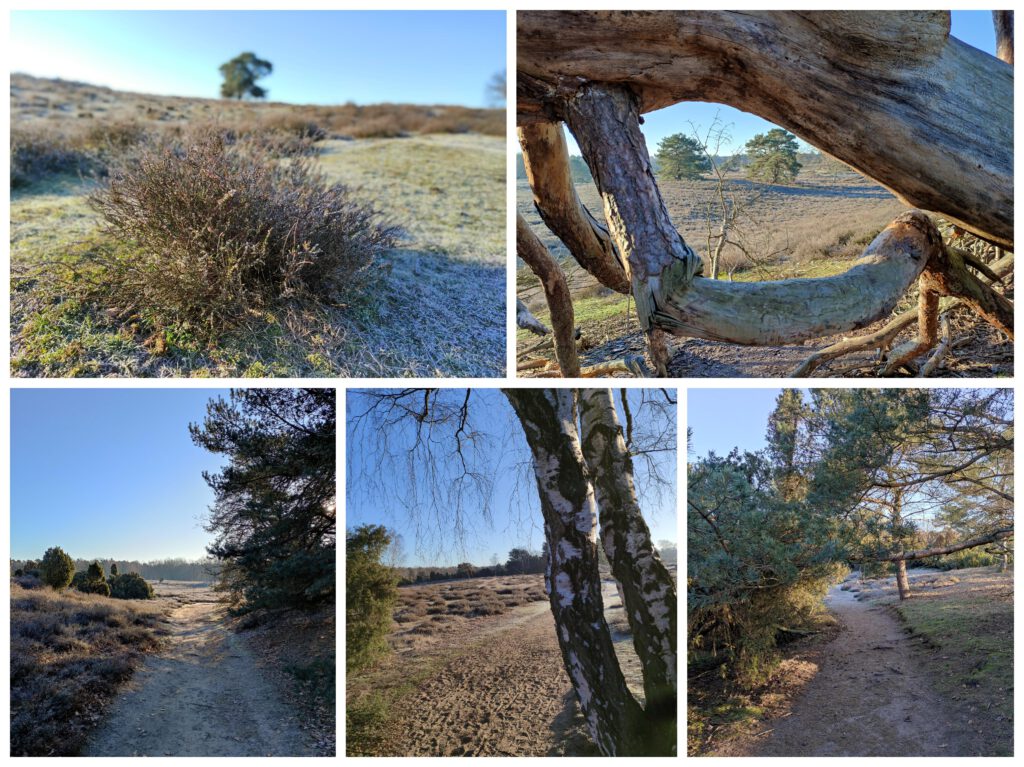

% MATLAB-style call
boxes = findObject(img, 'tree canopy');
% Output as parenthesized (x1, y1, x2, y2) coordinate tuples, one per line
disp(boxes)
(655, 133, 711, 180)
(191, 388, 336, 611)
(745, 128, 802, 184)
(219, 52, 273, 100)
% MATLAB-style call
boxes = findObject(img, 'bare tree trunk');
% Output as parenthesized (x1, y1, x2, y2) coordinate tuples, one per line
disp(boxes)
(516, 214, 581, 377)
(994, 11, 1014, 65)
(503, 389, 649, 756)
(519, 122, 630, 294)
(560, 83, 945, 355)
(578, 389, 676, 752)
(895, 559, 911, 601)
(519, 11, 1012, 249)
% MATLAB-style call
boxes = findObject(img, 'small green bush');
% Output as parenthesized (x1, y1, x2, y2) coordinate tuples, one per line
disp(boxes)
(40, 547, 75, 591)
(88, 129, 398, 336)
(109, 572, 155, 600)
(86, 561, 106, 582)
(347, 525, 398, 671)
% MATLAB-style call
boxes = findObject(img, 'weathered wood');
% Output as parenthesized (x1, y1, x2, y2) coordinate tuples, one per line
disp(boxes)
(516, 298, 549, 336)
(519, 10, 1013, 249)
(789, 253, 1014, 376)
(994, 11, 1013, 64)
(560, 83, 945, 349)
(519, 122, 629, 294)
(516, 214, 581, 377)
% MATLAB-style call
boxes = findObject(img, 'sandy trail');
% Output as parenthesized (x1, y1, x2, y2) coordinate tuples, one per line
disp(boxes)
(387, 581, 635, 756)
(85, 600, 313, 757)
(722, 578, 982, 757)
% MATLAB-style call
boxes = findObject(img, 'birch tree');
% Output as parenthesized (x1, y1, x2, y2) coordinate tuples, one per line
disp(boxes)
(348, 388, 677, 755)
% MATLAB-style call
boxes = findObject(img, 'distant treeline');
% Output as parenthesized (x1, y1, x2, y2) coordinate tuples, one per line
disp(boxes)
(11, 557, 217, 582)
(395, 542, 677, 585)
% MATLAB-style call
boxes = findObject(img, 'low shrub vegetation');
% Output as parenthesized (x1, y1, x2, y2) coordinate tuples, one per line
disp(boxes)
(87, 130, 397, 337)
(10, 582, 166, 755)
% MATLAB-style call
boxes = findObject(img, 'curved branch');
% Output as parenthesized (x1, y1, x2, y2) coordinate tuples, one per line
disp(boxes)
(559, 82, 944, 349)
(519, 122, 630, 294)
(516, 214, 581, 377)
(864, 528, 1013, 562)
(519, 11, 1012, 249)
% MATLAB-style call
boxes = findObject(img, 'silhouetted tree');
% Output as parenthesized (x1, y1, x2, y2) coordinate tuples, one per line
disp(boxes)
(191, 388, 336, 611)
(219, 52, 273, 100)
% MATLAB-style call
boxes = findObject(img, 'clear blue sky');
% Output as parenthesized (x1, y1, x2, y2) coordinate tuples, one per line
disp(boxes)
(346, 389, 677, 568)
(559, 10, 997, 156)
(689, 388, 795, 459)
(10, 10, 506, 107)
(11, 389, 230, 562)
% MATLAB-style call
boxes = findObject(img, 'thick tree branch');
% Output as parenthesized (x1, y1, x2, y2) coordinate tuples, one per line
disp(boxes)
(516, 214, 581, 377)
(519, 10, 1012, 249)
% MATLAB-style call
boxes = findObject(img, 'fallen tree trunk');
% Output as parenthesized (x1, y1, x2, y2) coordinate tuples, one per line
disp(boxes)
(559, 83, 945, 363)
(519, 122, 629, 294)
(519, 10, 1013, 249)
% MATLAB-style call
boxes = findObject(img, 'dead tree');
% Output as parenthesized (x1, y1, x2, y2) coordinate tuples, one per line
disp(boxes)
(517, 11, 1013, 376)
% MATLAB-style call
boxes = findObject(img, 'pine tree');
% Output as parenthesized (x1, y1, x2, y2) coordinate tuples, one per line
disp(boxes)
(654, 133, 711, 180)
(745, 128, 802, 183)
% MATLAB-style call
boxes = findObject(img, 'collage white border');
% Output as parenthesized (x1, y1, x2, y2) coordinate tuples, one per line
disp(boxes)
(1, 1, 1018, 763)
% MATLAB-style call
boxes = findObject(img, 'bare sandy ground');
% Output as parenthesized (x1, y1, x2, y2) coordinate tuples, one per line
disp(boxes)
(378, 580, 638, 756)
(716, 576, 987, 757)
(85, 589, 313, 757)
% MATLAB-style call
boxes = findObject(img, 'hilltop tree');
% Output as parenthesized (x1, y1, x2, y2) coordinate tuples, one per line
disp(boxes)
(654, 133, 710, 180)
(745, 129, 802, 184)
(40, 547, 75, 590)
(349, 388, 677, 756)
(110, 562, 119, 577)
(487, 70, 507, 106)
(219, 52, 273, 100)
(191, 388, 336, 611)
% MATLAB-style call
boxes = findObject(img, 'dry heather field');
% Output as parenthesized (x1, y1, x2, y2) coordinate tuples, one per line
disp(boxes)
(10, 579, 169, 756)
(517, 162, 1013, 377)
(11, 74, 505, 377)
(347, 572, 657, 757)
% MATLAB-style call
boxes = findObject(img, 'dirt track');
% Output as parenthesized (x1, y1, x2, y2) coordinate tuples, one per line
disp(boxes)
(387, 600, 593, 756)
(85, 600, 312, 757)
(717, 580, 987, 757)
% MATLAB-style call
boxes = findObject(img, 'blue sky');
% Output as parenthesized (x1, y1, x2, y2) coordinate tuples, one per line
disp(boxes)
(10, 11, 506, 107)
(346, 389, 677, 568)
(10, 389, 231, 562)
(559, 10, 998, 156)
(689, 388, 792, 459)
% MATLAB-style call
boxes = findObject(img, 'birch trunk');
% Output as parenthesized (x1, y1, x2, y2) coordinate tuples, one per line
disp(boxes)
(503, 388, 648, 755)
(578, 389, 677, 752)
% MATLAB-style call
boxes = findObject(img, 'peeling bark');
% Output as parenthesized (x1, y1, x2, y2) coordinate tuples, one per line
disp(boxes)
(519, 122, 630, 294)
(503, 388, 647, 756)
(516, 215, 581, 377)
(519, 10, 1013, 249)
(578, 389, 677, 752)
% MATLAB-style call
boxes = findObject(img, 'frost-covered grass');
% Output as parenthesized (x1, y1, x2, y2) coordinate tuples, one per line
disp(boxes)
(11, 135, 506, 378)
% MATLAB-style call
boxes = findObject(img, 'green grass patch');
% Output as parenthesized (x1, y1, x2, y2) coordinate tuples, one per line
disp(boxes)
(892, 569, 1013, 755)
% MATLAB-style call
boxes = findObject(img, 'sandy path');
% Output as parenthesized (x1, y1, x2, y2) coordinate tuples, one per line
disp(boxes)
(85, 601, 313, 757)
(721, 581, 982, 757)
(387, 581, 639, 756)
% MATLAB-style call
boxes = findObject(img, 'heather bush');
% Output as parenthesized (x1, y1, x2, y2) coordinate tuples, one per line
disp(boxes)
(109, 572, 155, 600)
(10, 126, 94, 187)
(40, 547, 75, 591)
(88, 129, 398, 335)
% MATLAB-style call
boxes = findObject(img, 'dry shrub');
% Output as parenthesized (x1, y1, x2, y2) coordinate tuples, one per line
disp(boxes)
(10, 125, 94, 187)
(88, 129, 397, 335)
(10, 583, 165, 756)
